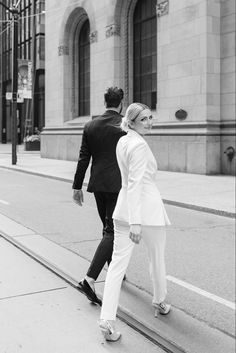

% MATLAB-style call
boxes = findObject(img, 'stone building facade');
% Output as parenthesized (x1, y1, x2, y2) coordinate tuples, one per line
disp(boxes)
(0, 0, 45, 144)
(42, 0, 236, 175)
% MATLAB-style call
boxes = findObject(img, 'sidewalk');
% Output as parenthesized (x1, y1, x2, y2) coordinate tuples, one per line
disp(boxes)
(0, 236, 164, 353)
(0, 143, 235, 217)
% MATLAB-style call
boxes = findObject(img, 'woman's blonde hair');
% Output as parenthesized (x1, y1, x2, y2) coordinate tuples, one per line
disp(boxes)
(121, 103, 150, 131)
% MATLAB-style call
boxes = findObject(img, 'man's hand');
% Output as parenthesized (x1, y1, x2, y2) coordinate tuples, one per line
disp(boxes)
(129, 224, 142, 244)
(73, 189, 84, 206)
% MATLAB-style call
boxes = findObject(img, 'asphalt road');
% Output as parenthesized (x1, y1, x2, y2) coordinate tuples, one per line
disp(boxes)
(0, 168, 235, 338)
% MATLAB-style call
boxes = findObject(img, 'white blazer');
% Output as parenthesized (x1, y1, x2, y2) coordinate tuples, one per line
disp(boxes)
(113, 129, 170, 226)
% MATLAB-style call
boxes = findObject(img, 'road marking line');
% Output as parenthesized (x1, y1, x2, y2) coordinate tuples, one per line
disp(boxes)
(167, 275, 235, 310)
(0, 199, 9, 205)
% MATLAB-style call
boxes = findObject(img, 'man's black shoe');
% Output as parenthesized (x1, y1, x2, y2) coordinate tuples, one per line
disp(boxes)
(77, 279, 102, 306)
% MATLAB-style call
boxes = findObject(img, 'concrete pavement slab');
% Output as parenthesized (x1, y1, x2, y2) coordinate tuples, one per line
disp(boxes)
(0, 237, 164, 353)
(0, 213, 35, 237)
(0, 238, 65, 299)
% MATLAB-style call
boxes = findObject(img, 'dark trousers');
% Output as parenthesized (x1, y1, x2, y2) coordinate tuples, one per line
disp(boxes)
(86, 191, 119, 281)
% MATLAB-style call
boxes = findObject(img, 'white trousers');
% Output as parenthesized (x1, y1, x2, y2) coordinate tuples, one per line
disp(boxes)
(100, 220, 167, 321)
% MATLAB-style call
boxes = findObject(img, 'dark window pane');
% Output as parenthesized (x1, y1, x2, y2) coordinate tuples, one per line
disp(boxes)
(133, 90, 140, 102)
(145, 38, 152, 56)
(141, 0, 147, 21)
(146, 1, 152, 19)
(134, 23, 140, 39)
(151, 37, 157, 55)
(141, 57, 152, 74)
(134, 41, 140, 56)
(133, 0, 157, 107)
(141, 39, 147, 56)
(79, 20, 90, 116)
(151, 17, 157, 34)
(152, 55, 157, 72)
(146, 94, 151, 108)
(84, 59, 90, 73)
(134, 59, 140, 74)
(146, 74, 152, 91)
(141, 21, 147, 39)
(146, 21, 152, 38)
(141, 92, 147, 104)
(134, 1, 141, 23)
(134, 77, 140, 93)
(152, 73, 157, 90)
(85, 86, 90, 97)
(151, 91, 157, 109)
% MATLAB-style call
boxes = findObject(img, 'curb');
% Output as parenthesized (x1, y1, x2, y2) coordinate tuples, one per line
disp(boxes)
(163, 199, 236, 219)
(0, 164, 235, 218)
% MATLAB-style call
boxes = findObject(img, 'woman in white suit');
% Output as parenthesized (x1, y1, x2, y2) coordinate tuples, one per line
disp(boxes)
(99, 103, 171, 341)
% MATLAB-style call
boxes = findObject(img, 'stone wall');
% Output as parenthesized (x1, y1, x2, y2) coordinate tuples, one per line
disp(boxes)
(220, 0, 236, 174)
(42, 0, 236, 175)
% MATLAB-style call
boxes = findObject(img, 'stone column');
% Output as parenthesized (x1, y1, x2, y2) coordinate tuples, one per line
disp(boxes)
(220, 0, 236, 175)
(90, 20, 121, 116)
(154, 0, 222, 174)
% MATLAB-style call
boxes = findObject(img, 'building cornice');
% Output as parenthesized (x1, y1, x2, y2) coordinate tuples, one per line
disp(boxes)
(150, 121, 235, 136)
(41, 121, 235, 136)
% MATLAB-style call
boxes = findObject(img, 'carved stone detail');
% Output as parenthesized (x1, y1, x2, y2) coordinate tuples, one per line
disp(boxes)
(58, 45, 69, 56)
(156, 0, 169, 17)
(89, 30, 98, 43)
(106, 24, 120, 38)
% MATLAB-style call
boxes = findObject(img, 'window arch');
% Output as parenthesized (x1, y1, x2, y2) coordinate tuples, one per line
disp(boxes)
(133, 0, 157, 109)
(78, 19, 90, 116)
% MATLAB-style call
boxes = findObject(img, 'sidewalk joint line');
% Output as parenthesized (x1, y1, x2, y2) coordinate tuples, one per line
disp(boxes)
(0, 286, 67, 301)
(164, 199, 235, 219)
(61, 238, 101, 244)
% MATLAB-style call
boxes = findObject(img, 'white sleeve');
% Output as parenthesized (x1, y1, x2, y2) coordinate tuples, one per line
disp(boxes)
(127, 142, 147, 225)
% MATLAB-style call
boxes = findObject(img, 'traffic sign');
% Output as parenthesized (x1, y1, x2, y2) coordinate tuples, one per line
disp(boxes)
(5, 92, 24, 103)
(6, 92, 12, 100)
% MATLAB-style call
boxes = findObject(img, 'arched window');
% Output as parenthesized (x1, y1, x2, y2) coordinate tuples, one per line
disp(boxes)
(133, 0, 157, 109)
(79, 19, 90, 116)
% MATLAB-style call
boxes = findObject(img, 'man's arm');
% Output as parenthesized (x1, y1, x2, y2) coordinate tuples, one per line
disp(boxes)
(72, 127, 91, 190)
(72, 128, 91, 206)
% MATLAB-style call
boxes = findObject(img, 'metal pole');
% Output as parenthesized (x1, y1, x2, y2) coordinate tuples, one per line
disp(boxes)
(11, 6, 18, 165)
(31, 0, 36, 133)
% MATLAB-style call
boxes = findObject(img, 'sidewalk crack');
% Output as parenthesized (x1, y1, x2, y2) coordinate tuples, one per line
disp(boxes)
(0, 286, 67, 301)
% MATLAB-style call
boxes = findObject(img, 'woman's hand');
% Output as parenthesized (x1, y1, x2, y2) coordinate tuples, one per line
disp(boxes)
(129, 224, 142, 244)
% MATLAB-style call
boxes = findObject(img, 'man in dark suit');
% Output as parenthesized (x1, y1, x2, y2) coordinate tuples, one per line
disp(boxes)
(72, 87, 125, 305)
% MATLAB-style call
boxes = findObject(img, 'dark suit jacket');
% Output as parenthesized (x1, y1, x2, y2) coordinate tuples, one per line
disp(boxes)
(72, 110, 126, 193)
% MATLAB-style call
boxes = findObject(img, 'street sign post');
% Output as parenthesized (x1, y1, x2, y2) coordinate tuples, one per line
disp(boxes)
(10, 6, 19, 165)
